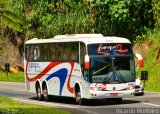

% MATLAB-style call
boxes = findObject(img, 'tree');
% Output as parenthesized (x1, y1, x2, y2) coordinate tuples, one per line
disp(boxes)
(0, 8, 30, 64)
(0, 9, 29, 32)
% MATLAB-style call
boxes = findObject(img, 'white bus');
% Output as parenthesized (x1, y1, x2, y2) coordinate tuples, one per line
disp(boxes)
(24, 34, 141, 105)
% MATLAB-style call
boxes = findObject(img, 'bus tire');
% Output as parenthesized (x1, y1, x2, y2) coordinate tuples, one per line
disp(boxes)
(42, 84, 50, 102)
(75, 86, 85, 105)
(36, 83, 44, 101)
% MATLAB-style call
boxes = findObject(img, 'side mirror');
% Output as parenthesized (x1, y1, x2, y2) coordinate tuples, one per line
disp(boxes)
(135, 53, 144, 67)
(84, 55, 90, 70)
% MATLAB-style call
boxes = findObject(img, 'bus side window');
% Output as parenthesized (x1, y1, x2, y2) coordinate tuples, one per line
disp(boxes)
(62, 43, 68, 61)
(55, 48, 58, 60)
(34, 46, 40, 61)
(46, 45, 51, 61)
(80, 42, 86, 65)
(30, 45, 34, 61)
(80, 42, 87, 80)
(25, 46, 30, 61)
(65, 43, 71, 61)
(39, 45, 44, 60)
(71, 53, 78, 61)
(34, 48, 38, 60)
(58, 44, 63, 60)
(70, 43, 79, 62)
(50, 44, 55, 61)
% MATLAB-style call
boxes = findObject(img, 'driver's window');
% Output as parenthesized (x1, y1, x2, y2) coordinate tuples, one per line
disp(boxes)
(80, 42, 87, 80)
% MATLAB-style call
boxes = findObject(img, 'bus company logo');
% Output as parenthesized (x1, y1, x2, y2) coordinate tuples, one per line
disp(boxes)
(128, 83, 134, 86)
(113, 87, 116, 90)
(97, 44, 121, 54)
(28, 63, 40, 72)
(95, 83, 107, 90)
(97, 44, 128, 54)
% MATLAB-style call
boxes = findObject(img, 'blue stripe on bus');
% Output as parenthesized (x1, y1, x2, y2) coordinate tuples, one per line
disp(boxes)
(46, 68, 68, 96)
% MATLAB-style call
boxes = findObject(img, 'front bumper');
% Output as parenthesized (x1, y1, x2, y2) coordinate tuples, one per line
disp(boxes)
(87, 90, 135, 99)
(135, 85, 144, 94)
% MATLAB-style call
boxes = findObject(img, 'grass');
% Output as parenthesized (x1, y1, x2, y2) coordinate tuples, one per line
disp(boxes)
(0, 71, 25, 83)
(0, 96, 70, 114)
(136, 28, 160, 92)
(146, 27, 160, 41)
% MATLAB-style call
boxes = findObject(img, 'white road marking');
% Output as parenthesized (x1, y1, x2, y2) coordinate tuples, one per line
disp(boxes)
(142, 102, 160, 107)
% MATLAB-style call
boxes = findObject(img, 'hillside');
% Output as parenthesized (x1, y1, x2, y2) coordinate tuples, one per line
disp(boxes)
(0, 39, 23, 67)
(134, 29, 160, 92)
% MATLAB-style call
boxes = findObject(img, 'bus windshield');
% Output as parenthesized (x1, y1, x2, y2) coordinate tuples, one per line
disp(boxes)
(90, 56, 135, 83)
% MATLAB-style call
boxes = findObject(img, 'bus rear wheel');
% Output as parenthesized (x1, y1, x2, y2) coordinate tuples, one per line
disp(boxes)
(36, 84, 43, 101)
(42, 84, 50, 101)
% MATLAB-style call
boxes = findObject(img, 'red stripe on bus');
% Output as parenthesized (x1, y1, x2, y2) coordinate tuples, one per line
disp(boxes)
(26, 62, 62, 82)
(26, 62, 75, 94)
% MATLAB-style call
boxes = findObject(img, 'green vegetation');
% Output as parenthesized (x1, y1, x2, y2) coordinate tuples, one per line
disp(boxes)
(0, 9, 29, 32)
(136, 28, 160, 92)
(1, 0, 159, 40)
(0, 96, 70, 114)
(0, 71, 24, 83)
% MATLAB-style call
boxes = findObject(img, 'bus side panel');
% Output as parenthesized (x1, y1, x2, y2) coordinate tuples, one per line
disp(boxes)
(61, 63, 91, 98)
(24, 60, 30, 92)
(60, 63, 83, 97)
(25, 62, 51, 93)
(47, 77, 61, 96)
(25, 61, 91, 98)
(42, 62, 75, 96)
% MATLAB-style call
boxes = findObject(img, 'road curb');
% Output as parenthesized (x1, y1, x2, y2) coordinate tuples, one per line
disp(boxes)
(144, 91, 160, 93)
(0, 81, 24, 84)
(12, 98, 97, 114)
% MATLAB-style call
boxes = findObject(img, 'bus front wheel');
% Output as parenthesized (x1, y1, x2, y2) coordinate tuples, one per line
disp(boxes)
(75, 87, 85, 105)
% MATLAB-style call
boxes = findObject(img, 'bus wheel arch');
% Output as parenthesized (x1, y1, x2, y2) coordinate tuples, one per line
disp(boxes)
(42, 81, 50, 101)
(35, 80, 43, 101)
(74, 83, 85, 105)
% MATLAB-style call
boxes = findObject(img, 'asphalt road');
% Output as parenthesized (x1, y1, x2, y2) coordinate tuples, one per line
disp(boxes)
(0, 82, 160, 114)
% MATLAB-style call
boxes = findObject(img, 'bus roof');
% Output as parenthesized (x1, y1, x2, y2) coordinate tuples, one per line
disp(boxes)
(25, 34, 131, 45)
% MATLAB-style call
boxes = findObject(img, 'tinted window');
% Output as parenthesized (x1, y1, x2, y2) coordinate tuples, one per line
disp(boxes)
(25, 45, 30, 61)
(25, 42, 79, 62)
(80, 42, 86, 64)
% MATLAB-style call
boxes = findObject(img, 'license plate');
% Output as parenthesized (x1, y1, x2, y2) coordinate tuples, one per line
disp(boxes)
(110, 93, 118, 96)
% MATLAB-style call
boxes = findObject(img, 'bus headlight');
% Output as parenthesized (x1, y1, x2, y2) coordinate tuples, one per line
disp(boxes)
(127, 86, 135, 90)
(140, 82, 143, 86)
(90, 87, 99, 91)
